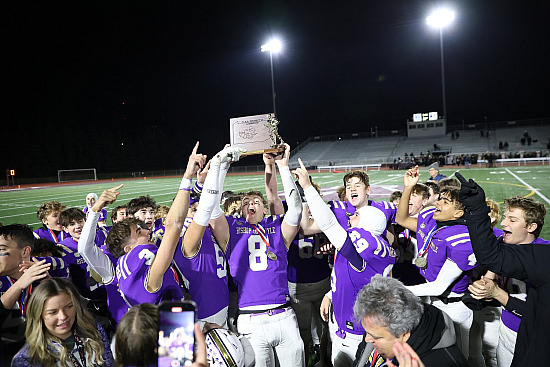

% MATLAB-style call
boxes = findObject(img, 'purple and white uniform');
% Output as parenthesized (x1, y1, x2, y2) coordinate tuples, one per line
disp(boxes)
(0, 276, 33, 343)
(331, 228, 396, 336)
(99, 244, 130, 323)
(414, 207, 476, 357)
(173, 227, 228, 323)
(115, 243, 184, 306)
(329, 200, 397, 233)
(226, 214, 304, 366)
(416, 208, 476, 294)
(84, 206, 107, 222)
(226, 215, 290, 307)
(33, 227, 68, 243)
(59, 237, 107, 301)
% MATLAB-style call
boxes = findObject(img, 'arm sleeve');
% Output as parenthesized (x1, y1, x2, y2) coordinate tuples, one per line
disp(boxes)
(77, 211, 115, 283)
(466, 213, 533, 281)
(504, 296, 526, 317)
(278, 166, 301, 227)
(210, 162, 229, 220)
(193, 163, 221, 226)
(303, 186, 348, 249)
(406, 259, 464, 297)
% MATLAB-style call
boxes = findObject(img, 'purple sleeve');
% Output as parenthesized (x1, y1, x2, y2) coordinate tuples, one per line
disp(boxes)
(338, 236, 364, 270)
(328, 200, 354, 228)
(446, 229, 476, 271)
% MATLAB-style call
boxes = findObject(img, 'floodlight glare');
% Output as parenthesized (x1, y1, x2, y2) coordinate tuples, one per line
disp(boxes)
(261, 38, 282, 53)
(426, 9, 455, 28)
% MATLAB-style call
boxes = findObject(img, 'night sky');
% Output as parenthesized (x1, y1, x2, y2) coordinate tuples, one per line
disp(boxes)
(4, 1, 549, 177)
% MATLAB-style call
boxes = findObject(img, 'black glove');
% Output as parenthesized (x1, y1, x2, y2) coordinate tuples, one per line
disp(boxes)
(461, 292, 484, 311)
(455, 172, 490, 215)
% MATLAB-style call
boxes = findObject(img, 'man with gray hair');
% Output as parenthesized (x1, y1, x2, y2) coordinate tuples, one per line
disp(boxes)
(353, 275, 468, 367)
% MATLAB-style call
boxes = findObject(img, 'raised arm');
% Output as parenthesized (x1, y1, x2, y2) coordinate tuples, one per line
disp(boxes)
(79, 184, 124, 283)
(456, 172, 540, 282)
(295, 158, 347, 249)
(147, 142, 205, 292)
(276, 144, 302, 248)
(395, 166, 420, 231)
(208, 146, 246, 252)
(1, 260, 50, 311)
(184, 146, 244, 256)
(264, 153, 285, 215)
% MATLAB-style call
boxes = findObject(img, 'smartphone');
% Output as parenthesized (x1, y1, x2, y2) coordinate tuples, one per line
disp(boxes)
(158, 300, 197, 367)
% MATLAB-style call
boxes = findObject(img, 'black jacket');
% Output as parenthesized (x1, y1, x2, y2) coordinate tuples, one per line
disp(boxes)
(353, 304, 468, 366)
(465, 212, 550, 366)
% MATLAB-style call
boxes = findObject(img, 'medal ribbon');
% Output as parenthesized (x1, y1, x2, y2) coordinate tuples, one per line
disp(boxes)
(48, 228, 60, 243)
(8, 277, 32, 316)
(250, 223, 271, 248)
(418, 226, 447, 258)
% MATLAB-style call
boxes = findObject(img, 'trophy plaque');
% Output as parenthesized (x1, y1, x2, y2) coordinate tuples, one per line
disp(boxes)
(230, 113, 285, 156)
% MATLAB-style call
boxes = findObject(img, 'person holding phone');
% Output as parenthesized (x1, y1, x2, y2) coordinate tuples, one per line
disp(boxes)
(12, 277, 114, 367)
(114, 303, 211, 367)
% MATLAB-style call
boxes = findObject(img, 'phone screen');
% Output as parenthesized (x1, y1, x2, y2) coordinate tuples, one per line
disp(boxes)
(158, 304, 196, 367)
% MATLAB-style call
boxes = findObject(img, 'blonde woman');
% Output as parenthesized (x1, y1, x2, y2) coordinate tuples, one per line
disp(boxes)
(12, 277, 114, 367)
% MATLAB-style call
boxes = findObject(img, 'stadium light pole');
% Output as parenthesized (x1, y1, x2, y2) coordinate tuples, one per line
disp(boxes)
(426, 9, 455, 123)
(261, 38, 282, 117)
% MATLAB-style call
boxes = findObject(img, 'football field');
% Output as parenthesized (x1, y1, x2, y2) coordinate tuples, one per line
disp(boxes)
(2, 165, 550, 239)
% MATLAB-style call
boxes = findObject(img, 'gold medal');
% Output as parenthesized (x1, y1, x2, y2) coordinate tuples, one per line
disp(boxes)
(267, 250, 277, 260)
(414, 257, 428, 270)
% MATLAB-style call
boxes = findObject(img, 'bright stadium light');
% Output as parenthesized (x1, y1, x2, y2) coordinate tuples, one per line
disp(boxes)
(426, 8, 455, 123)
(261, 38, 282, 53)
(261, 37, 283, 116)
(426, 9, 455, 28)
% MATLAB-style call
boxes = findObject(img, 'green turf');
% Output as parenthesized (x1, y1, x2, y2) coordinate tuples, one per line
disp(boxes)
(2, 165, 550, 239)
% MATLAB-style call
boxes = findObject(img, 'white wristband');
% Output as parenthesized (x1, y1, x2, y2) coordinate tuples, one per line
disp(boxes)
(179, 177, 192, 191)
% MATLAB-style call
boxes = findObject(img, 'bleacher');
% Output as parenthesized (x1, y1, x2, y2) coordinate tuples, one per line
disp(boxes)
(392, 130, 492, 158)
(293, 136, 400, 168)
(291, 120, 550, 169)
(494, 126, 549, 152)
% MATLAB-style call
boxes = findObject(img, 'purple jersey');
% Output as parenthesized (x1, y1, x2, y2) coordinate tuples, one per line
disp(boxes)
(332, 228, 396, 335)
(33, 227, 69, 243)
(34, 255, 69, 279)
(172, 227, 228, 320)
(84, 206, 108, 222)
(152, 217, 193, 247)
(0, 276, 31, 342)
(500, 237, 550, 332)
(493, 227, 504, 237)
(59, 237, 107, 301)
(416, 208, 476, 294)
(329, 200, 396, 231)
(99, 244, 130, 324)
(287, 233, 331, 283)
(115, 243, 184, 306)
(94, 226, 108, 247)
(225, 215, 290, 308)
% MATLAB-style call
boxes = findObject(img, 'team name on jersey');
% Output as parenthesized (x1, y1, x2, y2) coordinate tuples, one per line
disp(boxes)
(235, 226, 276, 235)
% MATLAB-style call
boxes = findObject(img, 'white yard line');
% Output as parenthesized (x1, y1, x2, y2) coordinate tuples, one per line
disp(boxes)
(505, 168, 550, 205)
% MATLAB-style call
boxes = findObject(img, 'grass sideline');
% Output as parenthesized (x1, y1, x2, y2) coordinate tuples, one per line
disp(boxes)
(1, 165, 550, 240)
